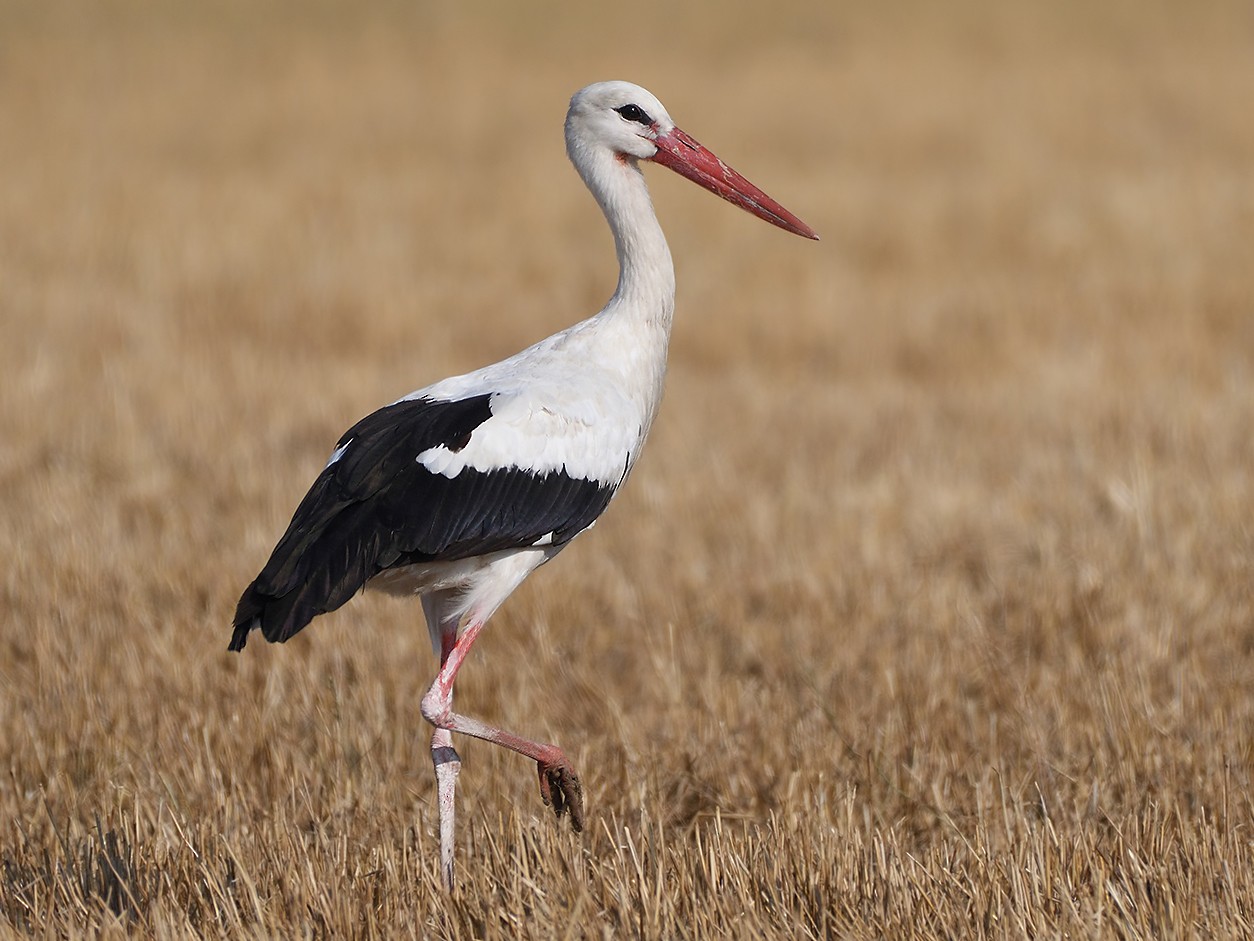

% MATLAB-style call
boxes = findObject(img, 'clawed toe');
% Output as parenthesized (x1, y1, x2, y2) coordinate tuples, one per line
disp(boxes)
(537, 756, 585, 832)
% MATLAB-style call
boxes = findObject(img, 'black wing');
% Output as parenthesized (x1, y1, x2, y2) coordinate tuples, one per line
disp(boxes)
(229, 394, 615, 650)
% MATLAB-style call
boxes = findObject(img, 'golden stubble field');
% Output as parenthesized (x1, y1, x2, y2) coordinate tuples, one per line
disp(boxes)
(1, 1, 1252, 937)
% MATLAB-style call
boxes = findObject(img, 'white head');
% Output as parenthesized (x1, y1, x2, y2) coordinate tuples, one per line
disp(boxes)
(565, 81, 674, 162)
(564, 81, 818, 240)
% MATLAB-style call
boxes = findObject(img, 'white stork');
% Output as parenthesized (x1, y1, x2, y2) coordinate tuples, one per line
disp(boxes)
(229, 80, 817, 889)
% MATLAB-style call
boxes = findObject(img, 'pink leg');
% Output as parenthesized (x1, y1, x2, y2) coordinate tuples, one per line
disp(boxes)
(431, 618, 461, 891)
(420, 618, 584, 832)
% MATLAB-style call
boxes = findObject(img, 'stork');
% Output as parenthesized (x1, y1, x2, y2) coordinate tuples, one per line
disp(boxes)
(229, 81, 817, 890)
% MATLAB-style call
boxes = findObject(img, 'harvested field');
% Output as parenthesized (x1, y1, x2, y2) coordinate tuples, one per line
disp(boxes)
(1, 1, 1252, 937)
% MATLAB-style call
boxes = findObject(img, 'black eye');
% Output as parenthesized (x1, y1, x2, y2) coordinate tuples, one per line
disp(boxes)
(614, 103, 653, 126)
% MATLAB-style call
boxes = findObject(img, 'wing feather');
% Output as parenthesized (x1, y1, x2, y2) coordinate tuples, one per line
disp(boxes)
(230, 393, 619, 649)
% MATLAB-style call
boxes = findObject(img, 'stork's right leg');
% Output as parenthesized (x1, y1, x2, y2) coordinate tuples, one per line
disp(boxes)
(431, 647, 461, 889)
(420, 616, 585, 833)
(424, 594, 462, 891)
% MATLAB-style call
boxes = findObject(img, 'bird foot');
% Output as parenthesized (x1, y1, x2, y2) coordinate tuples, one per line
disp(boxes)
(536, 754, 584, 832)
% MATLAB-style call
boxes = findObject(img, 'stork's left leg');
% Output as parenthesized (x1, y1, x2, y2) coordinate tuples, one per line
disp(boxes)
(420, 616, 585, 832)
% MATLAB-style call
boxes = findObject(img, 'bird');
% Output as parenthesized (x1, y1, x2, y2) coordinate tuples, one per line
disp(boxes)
(229, 80, 817, 890)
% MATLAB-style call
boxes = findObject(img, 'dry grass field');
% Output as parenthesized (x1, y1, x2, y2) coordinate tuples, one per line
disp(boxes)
(2, 1, 1253, 937)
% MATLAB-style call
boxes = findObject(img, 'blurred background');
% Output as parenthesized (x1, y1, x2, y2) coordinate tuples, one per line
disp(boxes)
(1, 0, 1252, 934)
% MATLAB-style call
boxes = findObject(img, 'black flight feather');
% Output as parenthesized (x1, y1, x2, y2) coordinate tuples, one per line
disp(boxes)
(229, 395, 615, 651)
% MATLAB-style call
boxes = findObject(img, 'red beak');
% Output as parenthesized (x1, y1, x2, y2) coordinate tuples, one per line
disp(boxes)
(649, 126, 819, 240)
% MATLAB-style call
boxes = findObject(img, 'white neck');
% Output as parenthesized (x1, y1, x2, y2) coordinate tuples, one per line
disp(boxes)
(572, 147, 676, 327)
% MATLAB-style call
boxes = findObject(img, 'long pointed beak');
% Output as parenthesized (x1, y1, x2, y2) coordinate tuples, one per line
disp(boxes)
(649, 126, 819, 240)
